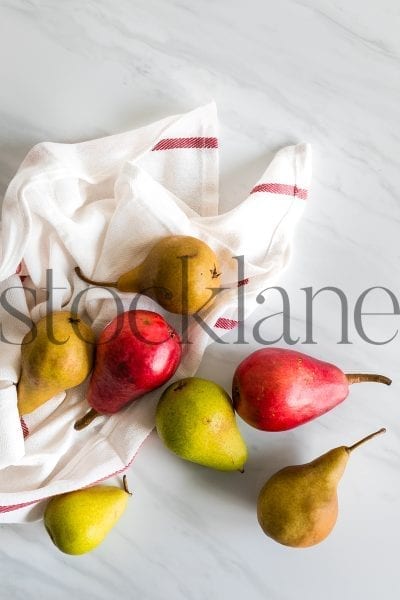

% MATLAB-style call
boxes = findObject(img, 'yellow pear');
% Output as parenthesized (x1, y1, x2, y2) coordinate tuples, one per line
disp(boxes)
(257, 428, 386, 548)
(44, 477, 132, 555)
(156, 377, 248, 471)
(75, 235, 221, 314)
(17, 311, 95, 415)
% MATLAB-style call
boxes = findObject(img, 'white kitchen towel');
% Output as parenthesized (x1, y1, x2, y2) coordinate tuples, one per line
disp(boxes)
(0, 102, 311, 523)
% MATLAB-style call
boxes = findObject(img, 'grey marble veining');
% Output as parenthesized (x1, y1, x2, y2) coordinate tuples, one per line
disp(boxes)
(1, 1, 400, 598)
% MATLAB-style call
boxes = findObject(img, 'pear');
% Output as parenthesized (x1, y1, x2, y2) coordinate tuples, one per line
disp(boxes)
(18, 311, 95, 415)
(156, 377, 248, 471)
(257, 428, 386, 548)
(74, 310, 181, 430)
(75, 235, 221, 314)
(44, 476, 132, 555)
(233, 347, 391, 431)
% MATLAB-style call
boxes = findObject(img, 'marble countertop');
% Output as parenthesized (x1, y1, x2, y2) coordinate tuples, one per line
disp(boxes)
(1, 1, 400, 599)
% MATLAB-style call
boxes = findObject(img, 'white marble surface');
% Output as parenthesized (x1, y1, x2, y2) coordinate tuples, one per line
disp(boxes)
(1, 1, 400, 598)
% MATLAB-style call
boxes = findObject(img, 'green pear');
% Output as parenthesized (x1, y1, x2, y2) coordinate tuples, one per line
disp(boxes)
(18, 311, 95, 415)
(257, 428, 386, 548)
(75, 235, 221, 314)
(44, 477, 132, 555)
(156, 377, 248, 471)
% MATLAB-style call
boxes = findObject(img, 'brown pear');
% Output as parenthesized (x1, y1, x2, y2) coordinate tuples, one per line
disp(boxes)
(18, 311, 95, 415)
(257, 428, 386, 548)
(75, 235, 221, 314)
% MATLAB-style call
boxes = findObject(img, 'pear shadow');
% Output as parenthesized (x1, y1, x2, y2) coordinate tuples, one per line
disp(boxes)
(176, 435, 301, 510)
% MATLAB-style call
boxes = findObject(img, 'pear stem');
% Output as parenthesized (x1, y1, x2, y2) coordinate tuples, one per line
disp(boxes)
(122, 475, 133, 496)
(346, 427, 386, 453)
(75, 266, 118, 288)
(346, 373, 392, 386)
(74, 408, 100, 431)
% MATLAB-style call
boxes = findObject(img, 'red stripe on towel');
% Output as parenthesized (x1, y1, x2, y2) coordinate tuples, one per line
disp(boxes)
(0, 499, 40, 513)
(251, 183, 308, 200)
(152, 137, 218, 150)
(214, 317, 238, 330)
(238, 278, 249, 287)
(20, 418, 29, 439)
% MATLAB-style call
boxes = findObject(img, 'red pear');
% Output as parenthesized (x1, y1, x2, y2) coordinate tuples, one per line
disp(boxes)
(232, 348, 391, 431)
(75, 310, 181, 429)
